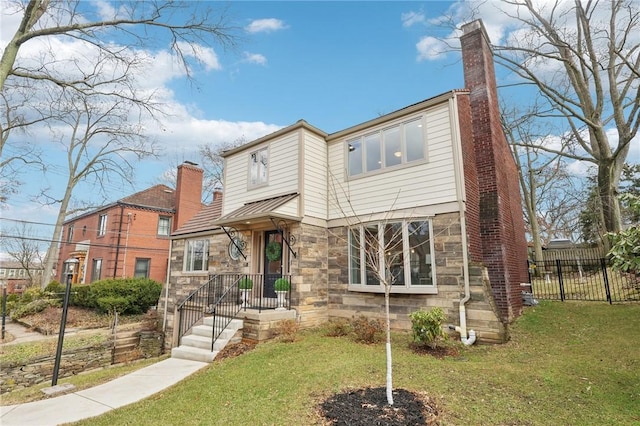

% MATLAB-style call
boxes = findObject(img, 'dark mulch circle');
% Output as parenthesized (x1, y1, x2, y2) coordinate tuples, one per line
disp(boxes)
(319, 387, 439, 425)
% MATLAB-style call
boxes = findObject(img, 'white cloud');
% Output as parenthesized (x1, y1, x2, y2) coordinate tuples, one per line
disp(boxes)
(401, 11, 426, 28)
(245, 18, 287, 34)
(416, 36, 449, 61)
(243, 52, 267, 66)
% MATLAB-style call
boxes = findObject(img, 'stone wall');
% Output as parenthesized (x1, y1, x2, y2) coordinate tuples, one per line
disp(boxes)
(327, 213, 506, 343)
(1, 329, 165, 394)
(1, 342, 112, 394)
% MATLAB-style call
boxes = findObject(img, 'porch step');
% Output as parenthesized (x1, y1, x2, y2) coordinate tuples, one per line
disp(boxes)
(171, 317, 243, 363)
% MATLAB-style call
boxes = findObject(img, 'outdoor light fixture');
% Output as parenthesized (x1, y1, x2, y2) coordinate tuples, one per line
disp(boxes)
(52, 258, 79, 386)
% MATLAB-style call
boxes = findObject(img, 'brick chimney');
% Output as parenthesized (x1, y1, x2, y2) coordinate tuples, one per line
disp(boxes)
(174, 162, 203, 231)
(460, 20, 529, 322)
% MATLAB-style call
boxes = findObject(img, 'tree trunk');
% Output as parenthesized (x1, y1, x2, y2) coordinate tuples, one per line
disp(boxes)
(598, 161, 622, 237)
(385, 284, 393, 406)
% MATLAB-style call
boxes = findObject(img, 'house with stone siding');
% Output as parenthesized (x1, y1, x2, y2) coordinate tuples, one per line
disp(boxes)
(162, 20, 529, 354)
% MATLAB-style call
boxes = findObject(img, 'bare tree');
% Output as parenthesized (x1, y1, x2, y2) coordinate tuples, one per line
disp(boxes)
(502, 103, 583, 262)
(0, 222, 45, 288)
(199, 138, 245, 198)
(38, 85, 159, 287)
(328, 174, 454, 406)
(487, 0, 640, 235)
(0, 0, 239, 91)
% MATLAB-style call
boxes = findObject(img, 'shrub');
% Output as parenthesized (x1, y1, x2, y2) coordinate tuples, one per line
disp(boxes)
(70, 284, 96, 308)
(324, 318, 352, 337)
(11, 298, 60, 319)
(409, 307, 447, 349)
(274, 278, 290, 292)
(90, 278, 162, 315)
(238, 277, 253, 290)
(350, 315, 384, 344)
(44, 281, 66, 300)
(96, 296, 131, 315)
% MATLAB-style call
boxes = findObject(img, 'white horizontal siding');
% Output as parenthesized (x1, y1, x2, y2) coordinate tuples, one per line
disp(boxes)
(302, 132, 328, 220)
(327, 102, 458, 220)
(222, 132, 300, 215)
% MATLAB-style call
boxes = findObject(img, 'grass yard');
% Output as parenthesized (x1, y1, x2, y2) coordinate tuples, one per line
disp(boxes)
(62, 301, 638, 425)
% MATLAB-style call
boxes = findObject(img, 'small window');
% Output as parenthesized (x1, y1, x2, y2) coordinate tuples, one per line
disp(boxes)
(185, 239, 209, 272)
(134, 258, 150, 278)
(347, 140, 363, 176)
(91, 258, 102, 282)
(98, 214, 108, 236)
(0, 269, 6, 277)
(8, 269, 16, 277)
(158, 216, 171, 236)
(67, 225, 74, 243)
(249, 147, 269, 187)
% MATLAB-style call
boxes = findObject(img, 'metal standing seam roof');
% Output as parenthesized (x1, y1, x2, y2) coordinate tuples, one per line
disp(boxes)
(171, 198, 223, 236)
(212, 193, 300, 226)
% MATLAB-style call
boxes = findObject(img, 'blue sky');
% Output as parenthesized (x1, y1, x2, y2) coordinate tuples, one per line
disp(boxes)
(1, 0, 638, 257)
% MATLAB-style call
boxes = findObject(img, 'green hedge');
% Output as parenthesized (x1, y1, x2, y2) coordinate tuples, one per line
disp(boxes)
(69, 278, 162, 315)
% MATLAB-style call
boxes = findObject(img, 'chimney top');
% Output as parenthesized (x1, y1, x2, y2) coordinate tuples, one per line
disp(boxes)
(183, 160, 199, 166)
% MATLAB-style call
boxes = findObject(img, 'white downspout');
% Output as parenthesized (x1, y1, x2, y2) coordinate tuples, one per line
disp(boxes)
(448, 96, 476, 346)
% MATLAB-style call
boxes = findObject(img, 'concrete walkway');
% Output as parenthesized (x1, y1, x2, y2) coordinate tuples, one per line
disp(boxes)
(0, 357, 208, 425)
(2, 319, 208, 425)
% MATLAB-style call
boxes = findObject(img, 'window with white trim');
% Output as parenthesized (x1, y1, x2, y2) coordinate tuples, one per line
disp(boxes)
(249, 147, 269, 187)
(67, 225, 74, 243)
(157, 216, 171, 236)
(184, 239, 209, 272)
(98, 214, 108, 236)
(348, 220, 435, 291)
(347, 117, 426, 177)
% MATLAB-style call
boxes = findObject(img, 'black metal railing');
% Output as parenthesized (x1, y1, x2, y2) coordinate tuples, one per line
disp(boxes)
(176, 273, 293, 347)
(527, 258, 639, 303)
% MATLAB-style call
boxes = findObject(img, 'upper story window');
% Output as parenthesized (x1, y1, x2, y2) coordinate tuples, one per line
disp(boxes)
(348, 219, 435, 293)
(158, 216, 171, 236)
(67, 225, 74, 243)
(98, 214, 108, 236)
(249, 147, 269, 187)
(0, 269, 6, 277)
(184, 239, 209, 272)
(347, 117, 426, 178)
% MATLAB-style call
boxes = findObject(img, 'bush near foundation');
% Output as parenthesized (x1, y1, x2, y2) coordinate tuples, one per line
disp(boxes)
(68, 278, 162, 315)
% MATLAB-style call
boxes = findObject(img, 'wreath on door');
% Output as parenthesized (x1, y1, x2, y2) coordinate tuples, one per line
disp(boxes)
(265, 241, 282, 261)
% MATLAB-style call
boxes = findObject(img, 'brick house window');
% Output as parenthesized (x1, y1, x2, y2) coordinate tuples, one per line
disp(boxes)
(157, 216, 171, 236)
(348, 219, 435, 293)
(91, 258, 102, 282)
(67, 225, 74, 243)
(98, 214, 108, 236)
(134, 258, 150, 278)
(184, 239, 209, 272)
(347, 116, 426, 177)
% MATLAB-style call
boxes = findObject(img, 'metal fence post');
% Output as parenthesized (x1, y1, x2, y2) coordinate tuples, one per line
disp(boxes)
(556, 259, 565, 301)
(600, 258, 612, 304)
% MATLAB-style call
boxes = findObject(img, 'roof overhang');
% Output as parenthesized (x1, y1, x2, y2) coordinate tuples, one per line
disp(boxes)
(212, 193, 301, 228)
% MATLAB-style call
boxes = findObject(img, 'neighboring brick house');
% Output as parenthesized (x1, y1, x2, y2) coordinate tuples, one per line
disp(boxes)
(162, 20, 529, 349)
(56, 163, 204, 285)
(0, 261, 45, 294)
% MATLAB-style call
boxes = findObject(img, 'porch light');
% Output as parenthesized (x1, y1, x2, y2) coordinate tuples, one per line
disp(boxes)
(394, 151, 402, 157)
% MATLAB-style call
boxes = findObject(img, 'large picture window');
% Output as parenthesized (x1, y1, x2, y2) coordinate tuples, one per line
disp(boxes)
(348, 220, 435, 292)
(347, 117, 426, 177)
(185, 239, 209, 272)
(249, 147, 269, 187)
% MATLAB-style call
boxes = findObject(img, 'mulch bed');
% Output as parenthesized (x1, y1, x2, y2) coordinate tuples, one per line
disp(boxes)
(215, 341, 257, 362)
(318, 387, 439, 425)
(408, 342, 460, 359)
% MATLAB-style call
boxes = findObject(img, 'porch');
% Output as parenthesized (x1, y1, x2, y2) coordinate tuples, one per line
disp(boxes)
(171, 273, 295, 361)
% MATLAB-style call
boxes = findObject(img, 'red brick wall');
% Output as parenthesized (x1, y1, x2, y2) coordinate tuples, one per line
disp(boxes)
(460, 20, 529, 322)
(57, 205, 170, 284)
(174, 163, 203, 231)
(456, 92, 483, 264)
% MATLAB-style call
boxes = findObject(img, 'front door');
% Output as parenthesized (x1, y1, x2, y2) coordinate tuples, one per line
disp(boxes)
(263, 230, 283, 298)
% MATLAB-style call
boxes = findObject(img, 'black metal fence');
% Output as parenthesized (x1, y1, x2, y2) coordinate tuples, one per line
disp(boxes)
(527, 257, 640, 303)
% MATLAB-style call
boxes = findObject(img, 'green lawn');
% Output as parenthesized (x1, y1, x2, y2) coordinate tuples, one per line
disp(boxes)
(68, 301, 639, 425)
